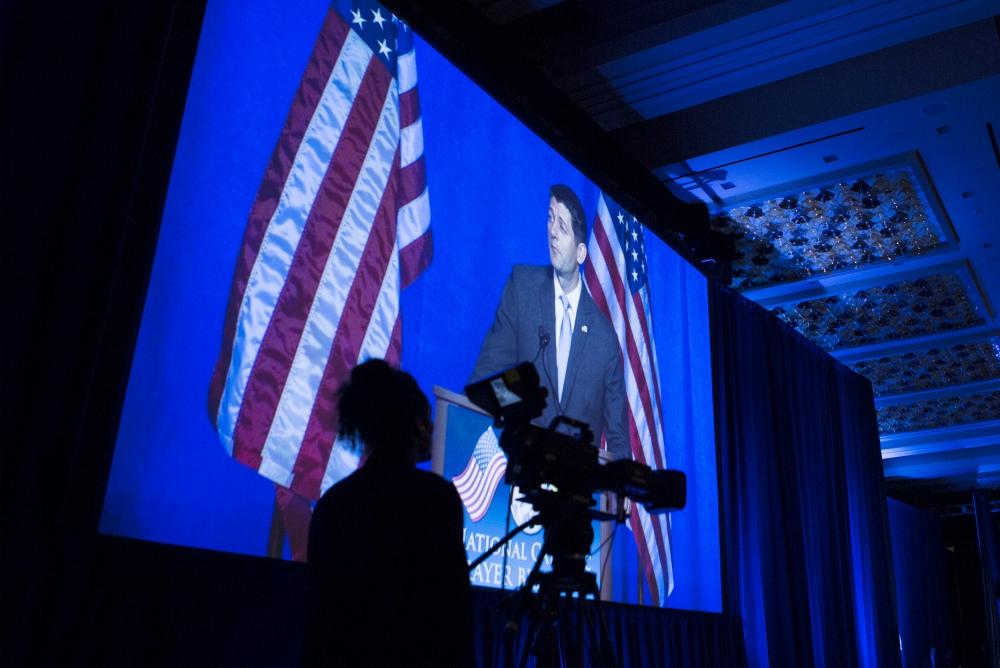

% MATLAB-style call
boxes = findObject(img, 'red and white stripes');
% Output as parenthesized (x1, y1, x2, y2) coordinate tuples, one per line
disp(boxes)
(584, 192, 675, 605)
(208, 6, 431, 501)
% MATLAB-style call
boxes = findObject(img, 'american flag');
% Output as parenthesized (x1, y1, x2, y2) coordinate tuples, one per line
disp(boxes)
(452, 427, 507, 523)
(584, 192, 675, 605)
(207, 0, 432, 502)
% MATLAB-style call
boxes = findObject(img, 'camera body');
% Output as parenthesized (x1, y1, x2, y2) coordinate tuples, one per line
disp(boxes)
(465, 361, 686, 518)
(466, 362, 686, 595)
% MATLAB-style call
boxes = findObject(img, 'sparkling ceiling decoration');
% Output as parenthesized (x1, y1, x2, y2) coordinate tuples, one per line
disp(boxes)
(850, 337, 1000, 397)
(877, 390, 1000, 434)
(770, 273, 985, 351)
(711, 167, 948, 291)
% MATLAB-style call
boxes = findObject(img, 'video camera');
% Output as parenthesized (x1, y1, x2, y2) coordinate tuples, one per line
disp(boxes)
(464, 362, 686, 597)
(465, 361, 686, 516)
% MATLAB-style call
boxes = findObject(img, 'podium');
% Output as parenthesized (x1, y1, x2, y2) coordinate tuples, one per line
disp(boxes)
(431, 386, 614, 600)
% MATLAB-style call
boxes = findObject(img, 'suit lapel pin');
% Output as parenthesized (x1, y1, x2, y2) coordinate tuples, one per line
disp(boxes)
(581, 325, 588, 333)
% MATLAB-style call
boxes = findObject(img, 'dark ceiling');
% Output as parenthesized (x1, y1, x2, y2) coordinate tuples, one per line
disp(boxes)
(386, 0, 1000, 506)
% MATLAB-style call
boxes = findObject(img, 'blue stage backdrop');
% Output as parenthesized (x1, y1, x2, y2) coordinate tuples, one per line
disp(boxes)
(99, 0, 721, 613)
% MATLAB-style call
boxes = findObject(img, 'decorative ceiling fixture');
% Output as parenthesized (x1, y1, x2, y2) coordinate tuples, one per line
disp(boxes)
(710, 157, 953, 291)
(849, 337, 1000, 397)
(769, 272, 985, 352)
(877, 389, 1000, 434)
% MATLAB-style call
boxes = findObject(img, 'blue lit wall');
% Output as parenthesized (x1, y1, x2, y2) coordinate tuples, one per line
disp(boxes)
(99, 0, 719, 613)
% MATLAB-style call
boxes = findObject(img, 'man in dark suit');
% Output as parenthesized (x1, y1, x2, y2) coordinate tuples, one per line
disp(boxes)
(469, 185, 630, 460)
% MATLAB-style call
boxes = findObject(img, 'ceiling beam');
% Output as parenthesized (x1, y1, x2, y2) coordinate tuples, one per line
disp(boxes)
(882, 442, 1000, 476)
(833, 326, 999, 364)
(379, 0, 729, 266)
(881, 420, 1000, 458)
(751, 259, 975, 308)
(874, 378, 1000, 408)
(502, 0, 749, 75)
(611, 19, 1000, 170)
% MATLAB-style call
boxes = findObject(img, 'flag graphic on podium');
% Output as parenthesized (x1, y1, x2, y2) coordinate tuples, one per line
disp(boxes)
(452, 427, 508, 522)
(207, 0, 432, 503)
(584, 191, 675, 605)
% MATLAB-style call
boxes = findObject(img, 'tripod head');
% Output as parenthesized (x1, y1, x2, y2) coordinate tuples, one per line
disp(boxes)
(521, 488, 598, 596)
(466, 362, 689, 667)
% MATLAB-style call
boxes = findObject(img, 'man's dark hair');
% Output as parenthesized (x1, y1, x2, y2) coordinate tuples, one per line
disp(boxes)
(550, 184, 587, 246)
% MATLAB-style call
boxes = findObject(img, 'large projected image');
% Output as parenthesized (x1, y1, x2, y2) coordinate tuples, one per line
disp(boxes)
(99, 0, 720, 612)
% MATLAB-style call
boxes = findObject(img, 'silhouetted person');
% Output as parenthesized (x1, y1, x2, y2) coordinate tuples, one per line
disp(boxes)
(302, 359, 474, 667)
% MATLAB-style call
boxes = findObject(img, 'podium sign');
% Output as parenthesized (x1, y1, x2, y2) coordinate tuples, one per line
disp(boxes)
(432, 387, 605, 593)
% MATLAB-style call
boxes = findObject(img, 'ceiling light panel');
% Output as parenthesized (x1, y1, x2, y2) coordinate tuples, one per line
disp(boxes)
(769, 272, 986, 351)
(850, 336, 1000, 397)
(712, 166, 949, 291)
(877, 389, 1000, 434)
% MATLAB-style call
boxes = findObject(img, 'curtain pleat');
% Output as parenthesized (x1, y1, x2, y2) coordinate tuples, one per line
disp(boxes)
(973, 489, 1000, 668)
(472, 589, 748, 668)
(711, 282, 900, 668)
(888, 499, 952, 667)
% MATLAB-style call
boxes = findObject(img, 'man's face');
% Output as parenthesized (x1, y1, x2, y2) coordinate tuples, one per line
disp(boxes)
(548, 197, 584, 276)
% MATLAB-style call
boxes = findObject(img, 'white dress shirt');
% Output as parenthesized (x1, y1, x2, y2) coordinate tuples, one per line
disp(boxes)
(553, 272, 582, 399)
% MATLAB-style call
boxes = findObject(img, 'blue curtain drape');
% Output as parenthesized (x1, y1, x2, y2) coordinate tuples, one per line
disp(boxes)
(472, 589, 748, 668)
(888, 498, 952, 668)
(973, 489, 1000, 668)
(710, 282, 900, 668)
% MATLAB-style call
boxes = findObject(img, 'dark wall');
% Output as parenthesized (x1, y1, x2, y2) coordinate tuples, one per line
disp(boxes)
(943, 514, 989, 667)
(1, 0, 208, 661)
(2, 0, 207, 537)
(888, 499, 952, 668)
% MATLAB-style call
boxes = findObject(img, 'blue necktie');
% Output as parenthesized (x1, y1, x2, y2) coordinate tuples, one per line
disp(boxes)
(558, 294, 571, 401)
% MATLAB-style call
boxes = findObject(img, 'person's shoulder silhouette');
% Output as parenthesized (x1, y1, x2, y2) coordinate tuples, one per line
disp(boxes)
(302, 359, 474, 668)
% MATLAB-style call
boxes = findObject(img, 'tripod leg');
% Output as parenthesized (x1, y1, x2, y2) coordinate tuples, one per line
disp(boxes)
(518, 613, 545, 668)
(558, 599, 576, 668)
(539, 617, 563, 668)
(593, 600, 621, 668)
(503, 592, 528, 668)
(575, 597, 597, 668)
(550, 596, 584, 668)
(575, 597, 587, 667)
(502, 611, 516, 668)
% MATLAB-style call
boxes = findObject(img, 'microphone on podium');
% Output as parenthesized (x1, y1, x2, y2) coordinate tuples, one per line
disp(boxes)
(533, 325, 550, 362)
(535, 326, 562, 415)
